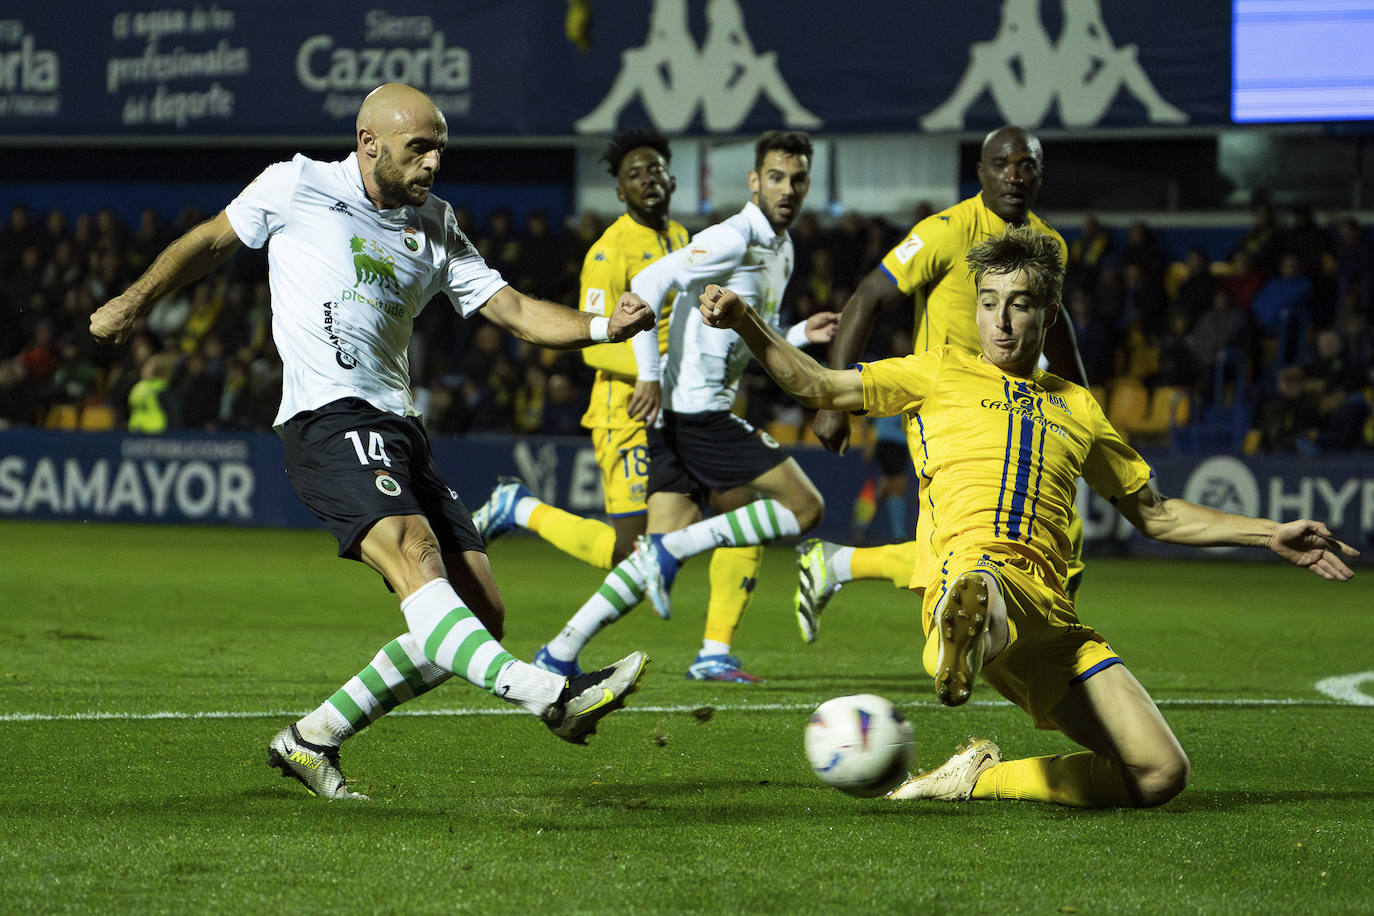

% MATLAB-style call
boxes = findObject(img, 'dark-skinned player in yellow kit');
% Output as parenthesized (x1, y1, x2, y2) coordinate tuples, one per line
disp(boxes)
(794, 126, 1091, 645)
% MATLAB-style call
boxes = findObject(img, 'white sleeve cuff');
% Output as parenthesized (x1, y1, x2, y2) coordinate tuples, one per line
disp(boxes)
(785, 320, 812, 347)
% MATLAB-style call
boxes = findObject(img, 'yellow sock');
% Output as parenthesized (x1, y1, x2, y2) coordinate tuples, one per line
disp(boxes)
(703, 546, 764, 645)
(970, 753, 1136, 808)
(849, 541, 919, 588)
(526, 504, 617, 570)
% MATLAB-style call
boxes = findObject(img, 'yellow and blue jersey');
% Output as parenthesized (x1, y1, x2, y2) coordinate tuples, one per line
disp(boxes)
(578, 213, 688, 430)
(880, 195, 1066, 356)
(858, 347, 1151, 596)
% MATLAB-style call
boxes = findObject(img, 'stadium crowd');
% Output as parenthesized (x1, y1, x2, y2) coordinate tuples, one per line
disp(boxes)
(1, 198, 1371, 453)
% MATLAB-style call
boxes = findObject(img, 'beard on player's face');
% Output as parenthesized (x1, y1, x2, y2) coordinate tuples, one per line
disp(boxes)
(374, 144, 432, 208)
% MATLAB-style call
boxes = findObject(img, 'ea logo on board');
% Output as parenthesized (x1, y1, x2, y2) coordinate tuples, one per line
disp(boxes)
(1183, 457, 1259, 553)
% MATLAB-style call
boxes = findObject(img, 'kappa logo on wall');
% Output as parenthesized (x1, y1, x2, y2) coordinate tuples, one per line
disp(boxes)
(575, 0, 821, 135)
(921, 0, 1188, 131)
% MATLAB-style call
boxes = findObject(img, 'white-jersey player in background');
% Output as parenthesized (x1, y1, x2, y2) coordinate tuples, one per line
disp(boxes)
(534, 130, 838, 678)
(89, 83, 653, 800)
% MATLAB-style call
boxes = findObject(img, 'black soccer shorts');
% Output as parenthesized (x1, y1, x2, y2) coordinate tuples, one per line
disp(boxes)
(279, 397, 484, 558)
(647, 409, 789, 500)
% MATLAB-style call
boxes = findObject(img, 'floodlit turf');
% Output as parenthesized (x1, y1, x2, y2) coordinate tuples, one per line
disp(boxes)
(0, 520, 1370, 914)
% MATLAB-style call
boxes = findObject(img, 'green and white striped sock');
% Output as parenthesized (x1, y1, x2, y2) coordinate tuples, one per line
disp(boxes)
(298, 633, 451, 744)
(545, 553, 647, 663)
(402, 578, 563, 714)
(660, 499, 801, 559)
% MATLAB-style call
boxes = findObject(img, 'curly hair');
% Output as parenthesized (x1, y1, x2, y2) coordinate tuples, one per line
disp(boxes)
(602, 127, 672, 178)
(965, 224, 1065, 305)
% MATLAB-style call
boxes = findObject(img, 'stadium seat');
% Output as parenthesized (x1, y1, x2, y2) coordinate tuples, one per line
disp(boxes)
(44, 404, 80, 429)
(79, 403, 117, 431)
(1106, 378, 1150, 440)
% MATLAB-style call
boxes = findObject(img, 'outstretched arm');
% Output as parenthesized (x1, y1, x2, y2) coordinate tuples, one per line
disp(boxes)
(482, 287, 653, 348)
(811, 267, 909, 452)
(90, 210, 242, 345)
(700, 285, 863, 411)
(1116, 481, 1358, 581)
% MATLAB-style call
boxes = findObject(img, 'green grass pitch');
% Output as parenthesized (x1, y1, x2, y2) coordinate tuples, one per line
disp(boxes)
(1, 520, 1371, 913)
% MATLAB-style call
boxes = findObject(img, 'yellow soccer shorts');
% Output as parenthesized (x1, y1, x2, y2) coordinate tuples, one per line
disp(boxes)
(591, 422, 649, 517)
(921, 550, 1120, 730)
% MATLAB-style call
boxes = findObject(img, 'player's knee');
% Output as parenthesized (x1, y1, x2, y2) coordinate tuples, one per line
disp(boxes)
(400, 532, 446, 583)
(1131, 749, 1190, 807)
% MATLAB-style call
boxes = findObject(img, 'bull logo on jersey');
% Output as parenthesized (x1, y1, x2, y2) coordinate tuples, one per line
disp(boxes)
(350, 235, 400, 291)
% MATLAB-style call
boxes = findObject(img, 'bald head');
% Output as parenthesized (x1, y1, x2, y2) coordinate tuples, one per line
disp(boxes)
(357, 83, 445, 142)
(355, 83, 448, 209)
(981, 126, 1042, 163)
(977, 125, 1044, 225)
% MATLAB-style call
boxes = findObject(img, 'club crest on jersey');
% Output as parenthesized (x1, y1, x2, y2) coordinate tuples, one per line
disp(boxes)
(403, 226, 420, 252)
(350, 235, 400, 291)
(375, 472, 402, 497)
(894, 232, 924, 264)
(583, 287, 607, 316)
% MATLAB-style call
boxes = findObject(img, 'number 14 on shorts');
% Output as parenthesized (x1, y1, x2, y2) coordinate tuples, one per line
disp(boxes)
(344, 430, 393, 468)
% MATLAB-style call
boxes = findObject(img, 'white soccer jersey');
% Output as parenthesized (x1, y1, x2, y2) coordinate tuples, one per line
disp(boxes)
(630, 201, 797, 414)
(224, 152, 508, 426)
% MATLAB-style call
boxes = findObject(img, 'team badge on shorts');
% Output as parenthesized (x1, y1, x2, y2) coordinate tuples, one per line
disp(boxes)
(375, 472, 402, 496)
(760, 430, 781, 449)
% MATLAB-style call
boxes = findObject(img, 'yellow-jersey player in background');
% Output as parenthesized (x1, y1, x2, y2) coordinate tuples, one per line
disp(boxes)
(796, 125, 1089, 644)
(698, 225, 1356, 809)
(472, 128, 769, 683)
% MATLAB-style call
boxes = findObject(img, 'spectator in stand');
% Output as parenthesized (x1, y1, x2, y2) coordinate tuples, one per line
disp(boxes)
(513, 209, 574, 303)
(0, 204, 41, 274)
(40, 239, 83, 300)
(1283, 204, 1336, 327)
(1233, 201, 1280, 277)
(126, 350, 178, 434)
(479, 206, 521, 279)
(1256, 365, 1320, 454)
(540, 371, 585, 436)
(1221, 248, 1265, 312)
(1155, 308, 1202, 390)
(1303, 329, 1372, 451)
(1172, 247, 1215, 320)
(827, 211, 868, 291)
(1250, 252, 1313, 365)
(173, 343, 226, 430)
(1119, 220, 1167, 295)
(40, 208, 69, 256)
(46, 332, 102, 411)
(4, 246, 45, 322)
(131, 207, 169, 272)
(1121, 260, 1168, 336)
(1188, 287, 1253, 400)
(1067, 281, 1118, 384)
(1068, 214, 1112, 290)
(1332, 216, 1371, 323)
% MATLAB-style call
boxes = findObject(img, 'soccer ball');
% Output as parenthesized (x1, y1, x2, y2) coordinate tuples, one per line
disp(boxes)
(804, 694, 914, 797)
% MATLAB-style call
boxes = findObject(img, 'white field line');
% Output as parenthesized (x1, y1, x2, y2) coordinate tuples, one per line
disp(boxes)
(0, 694, 1366, 724)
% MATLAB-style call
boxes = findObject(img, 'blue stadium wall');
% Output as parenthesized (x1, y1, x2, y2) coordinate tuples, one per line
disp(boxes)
(3, 429, 1371, 563)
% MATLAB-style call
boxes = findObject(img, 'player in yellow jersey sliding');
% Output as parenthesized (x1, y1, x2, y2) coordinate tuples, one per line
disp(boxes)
(698, 225, 1356, 809)
(473, 128, 768, 682)
(796, 125, 1089, 644)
